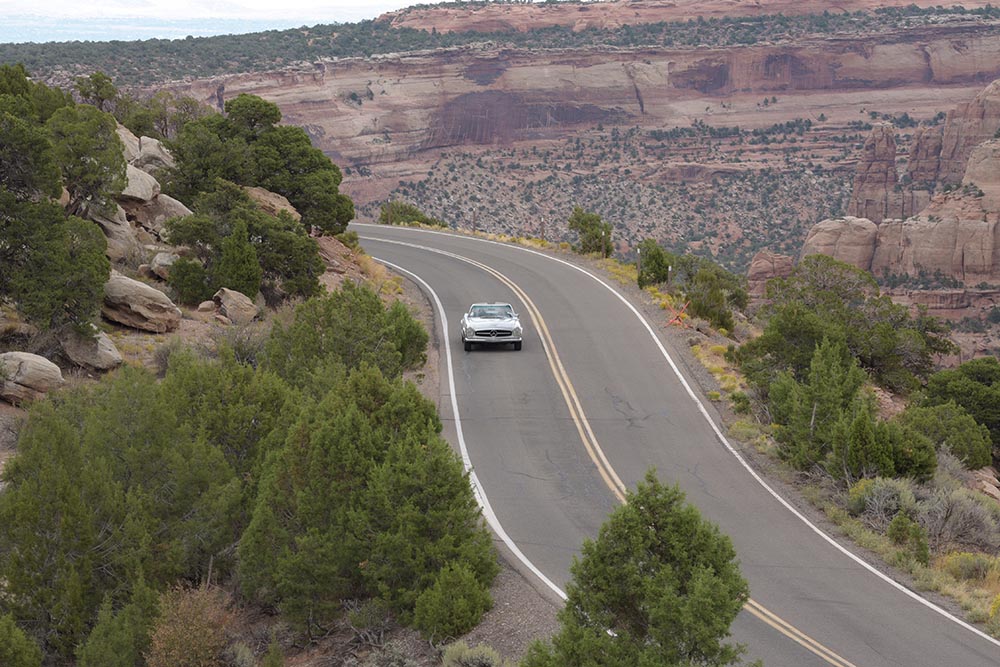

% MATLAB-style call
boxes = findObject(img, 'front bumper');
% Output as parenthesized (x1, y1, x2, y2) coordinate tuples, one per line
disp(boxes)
(463, 328, 522, 343)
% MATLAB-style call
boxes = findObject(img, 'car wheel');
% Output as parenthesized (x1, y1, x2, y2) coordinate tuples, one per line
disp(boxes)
(464, 340, 472, 352)
(513, 341, 522, 351)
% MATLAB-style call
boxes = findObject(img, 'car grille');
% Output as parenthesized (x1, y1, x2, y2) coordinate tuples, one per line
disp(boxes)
(474, 329, 512, 338)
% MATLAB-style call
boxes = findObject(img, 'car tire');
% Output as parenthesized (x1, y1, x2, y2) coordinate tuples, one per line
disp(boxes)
(513, 341, 522, 351)
(464, 340, 472, 352)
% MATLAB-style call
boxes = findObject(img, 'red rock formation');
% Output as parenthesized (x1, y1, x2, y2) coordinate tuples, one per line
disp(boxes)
(848, 124, 902, 223)
(800, 216, 879, 271)
(747, 250, 795, 296)
(870, 140, 1000, 283)
(906, 79, 1000, 186)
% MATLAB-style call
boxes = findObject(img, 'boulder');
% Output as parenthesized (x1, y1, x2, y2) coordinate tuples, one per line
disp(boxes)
(87, 203, 142, 262)
(0, 352, 64, 404)
(799, 216, 878, 272)
(116, 123, 140, 163)
(244, 186, 301, 221)
(121, 193, 192, 237)
(746, 250, 795, 296)
(120, 164, 161, 203)
(134, 136, 176, 172)
(197, 300, 216, 312)
(102, 271, 182, 333)
(60, 327, 123, 371)
(213, 288, 259, 325)
(150, 252, 179, 280)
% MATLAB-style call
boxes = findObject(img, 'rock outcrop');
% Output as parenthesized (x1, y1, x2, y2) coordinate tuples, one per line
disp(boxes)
(120, 193, 191, 237)
(746, 250, 795, 296)
(0, 352, 64, 404)
(149, 252, 179, 280)
(102, 271, 182, 333)
(134, 136, 175, 173)
(87, 203, 142, 262)
(120, 164, 160, 202)
(244, 186, 301, 221)
(60, 327, 123, 371)
(847, 125, 902, 224)
(800, 217, 879, 270)
(213, 288, 259, 325)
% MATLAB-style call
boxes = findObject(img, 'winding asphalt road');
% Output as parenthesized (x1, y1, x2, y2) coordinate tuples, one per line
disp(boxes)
(354, 223, 1000, 667)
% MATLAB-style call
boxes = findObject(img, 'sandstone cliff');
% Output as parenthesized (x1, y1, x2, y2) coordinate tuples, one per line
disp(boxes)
(906, 78, 1000, 186)
(164, 25, 1000, 209)
(803, 137, 1000, 285)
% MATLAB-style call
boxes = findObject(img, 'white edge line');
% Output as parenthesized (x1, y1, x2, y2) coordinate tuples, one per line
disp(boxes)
(374, 256, 568, 602)
(359, 224, 1000, 648)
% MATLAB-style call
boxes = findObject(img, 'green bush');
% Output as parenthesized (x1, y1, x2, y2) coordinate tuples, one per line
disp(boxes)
(0, 614, 42, 667)
(898, 402, 992, 470)
(167, 257, 212, 305)
(886, 513, 913, 546)
(412, 563, 493, 641)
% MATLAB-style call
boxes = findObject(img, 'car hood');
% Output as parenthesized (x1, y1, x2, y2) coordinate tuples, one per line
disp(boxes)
(465, 316, 519, 328)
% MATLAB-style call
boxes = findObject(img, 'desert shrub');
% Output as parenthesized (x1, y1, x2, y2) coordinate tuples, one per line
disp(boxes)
(846, 478, 875, 516)
(145, 585, 231, 667)
(917, 488, 1000, 553)
(442, 641, 512, 667)
(343, 641, 419, 667)
(208, 321, 270, 367)
(848, 477, 916, 531)
(729, 390, 751, 414)
(0, 613, 42, 667)
(346, 598, 394, 647)
(939, 552, 995, 582)
(412, 563, 493, 641)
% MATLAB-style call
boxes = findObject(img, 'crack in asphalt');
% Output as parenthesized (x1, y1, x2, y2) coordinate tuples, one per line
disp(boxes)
(605, 386, 653, 429)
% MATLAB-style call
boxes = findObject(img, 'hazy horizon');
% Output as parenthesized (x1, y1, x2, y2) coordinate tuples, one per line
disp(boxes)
(1, 0, 425, 44)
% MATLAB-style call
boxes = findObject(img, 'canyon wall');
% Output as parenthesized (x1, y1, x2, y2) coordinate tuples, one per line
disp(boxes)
(165, 25, 1000, 204)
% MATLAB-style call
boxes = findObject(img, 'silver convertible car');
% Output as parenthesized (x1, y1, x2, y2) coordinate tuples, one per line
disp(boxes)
(461, 302, 523, 351)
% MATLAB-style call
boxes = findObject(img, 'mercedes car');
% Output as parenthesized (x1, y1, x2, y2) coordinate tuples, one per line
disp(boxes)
(461, 302, 523, 351)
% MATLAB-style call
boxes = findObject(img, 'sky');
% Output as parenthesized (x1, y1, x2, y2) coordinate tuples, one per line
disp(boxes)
(1, 0, 431, 44)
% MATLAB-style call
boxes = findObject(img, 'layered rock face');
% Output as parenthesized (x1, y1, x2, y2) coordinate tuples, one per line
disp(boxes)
(165, 26, 1000, 208)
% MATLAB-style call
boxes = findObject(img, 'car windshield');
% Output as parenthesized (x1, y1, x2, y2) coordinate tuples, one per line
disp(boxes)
(471, 305, 512, 319)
